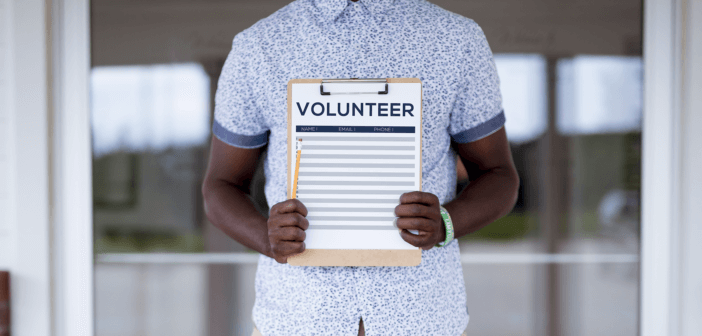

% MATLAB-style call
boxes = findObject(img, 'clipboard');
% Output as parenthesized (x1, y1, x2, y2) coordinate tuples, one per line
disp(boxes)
(286, 78, 423, 267)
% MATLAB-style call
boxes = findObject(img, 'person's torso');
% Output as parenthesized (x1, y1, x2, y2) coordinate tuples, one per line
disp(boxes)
(246, 1, 476, 334)
(248, 0, 478, 208)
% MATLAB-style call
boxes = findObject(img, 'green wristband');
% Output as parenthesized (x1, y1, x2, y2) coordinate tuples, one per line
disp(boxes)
(436, 206, 454, 247)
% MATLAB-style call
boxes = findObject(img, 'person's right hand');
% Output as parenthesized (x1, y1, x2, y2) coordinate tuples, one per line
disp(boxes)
(267, 199, 309, 264)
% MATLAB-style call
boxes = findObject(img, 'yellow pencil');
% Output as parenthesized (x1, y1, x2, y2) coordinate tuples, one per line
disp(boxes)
(292, 139, 302, 199)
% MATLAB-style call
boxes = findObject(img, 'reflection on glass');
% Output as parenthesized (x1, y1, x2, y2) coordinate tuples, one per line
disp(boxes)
(95, 263, 258, 336)
(557, 56, 642, 254)
(460, 54, 547, 245)
(557, 56, 643, 135)
(95, 264, 209, 336)
(462, 263, 638, 336)
(91, 63, 210, 157)
(91, 64, 211, 254)
(563, 133, 641, 253)
(463, 54, 642, 253)
(95, 262, 638, 336)
(494, 54, 548, 144)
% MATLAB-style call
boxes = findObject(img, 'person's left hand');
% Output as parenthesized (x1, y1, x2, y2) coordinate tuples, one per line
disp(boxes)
(394, 191, 446, 250)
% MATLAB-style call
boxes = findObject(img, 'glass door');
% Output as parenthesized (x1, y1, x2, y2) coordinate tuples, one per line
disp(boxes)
(90, 0, 643, 335)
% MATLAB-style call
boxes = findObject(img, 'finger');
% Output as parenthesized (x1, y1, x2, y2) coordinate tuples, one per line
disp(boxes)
(272, 199, 308, 216)
(394, 204, 435, 219)
(272, 241, 305, 257)
(399, 229, 430, 248)
(274, 213, 310, 230)
(273, 226, 306, 242)
(400, 191, 439, 206)
(395, 217, 434, 232)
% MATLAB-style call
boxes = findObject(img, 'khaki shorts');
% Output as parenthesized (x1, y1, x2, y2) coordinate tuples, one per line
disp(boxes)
(252, 327, 468, 336)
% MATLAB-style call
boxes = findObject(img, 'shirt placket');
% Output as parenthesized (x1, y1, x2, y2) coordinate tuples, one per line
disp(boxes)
(348, 2, 371, 77)
(345, 4, 374, 332)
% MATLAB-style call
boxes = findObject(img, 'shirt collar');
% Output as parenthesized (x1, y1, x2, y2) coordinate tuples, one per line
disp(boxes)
(312, 0, 395, 23)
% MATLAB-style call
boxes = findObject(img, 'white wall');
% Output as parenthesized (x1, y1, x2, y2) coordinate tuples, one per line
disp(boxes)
(0, 0, 53, 335)
(0, 0, 12, 246)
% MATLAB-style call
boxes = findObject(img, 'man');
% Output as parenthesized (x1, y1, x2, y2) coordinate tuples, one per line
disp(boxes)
(201, 0, 519, 335)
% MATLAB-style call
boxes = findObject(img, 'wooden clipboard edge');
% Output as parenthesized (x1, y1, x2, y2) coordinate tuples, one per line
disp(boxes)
(286, 78, 423, 267)
(288, 249, 422, 267)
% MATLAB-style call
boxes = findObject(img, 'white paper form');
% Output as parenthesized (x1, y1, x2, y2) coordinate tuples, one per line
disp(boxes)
(288, 80, 422, 250)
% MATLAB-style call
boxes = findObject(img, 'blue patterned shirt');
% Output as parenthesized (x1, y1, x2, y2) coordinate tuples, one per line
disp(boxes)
(213, 0, 505, 334)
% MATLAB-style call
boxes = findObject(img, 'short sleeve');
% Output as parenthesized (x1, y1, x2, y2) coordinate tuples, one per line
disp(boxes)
(449, 21, 506, 143)
(212, 31, 270, 148)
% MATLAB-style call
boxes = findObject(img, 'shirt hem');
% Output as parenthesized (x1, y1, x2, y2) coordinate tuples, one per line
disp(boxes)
(450, 111, 506, 143)
(212, 120, 269, 149)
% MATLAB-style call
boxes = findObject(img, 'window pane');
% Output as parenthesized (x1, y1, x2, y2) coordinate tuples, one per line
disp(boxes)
(557, 56, 643, 135)
(95, 263, 258, 336)
(96, 264, 209, 336)
(91, 63, 210, 254)
(461, 55, 642, 253)
(558, 57, 642, 254)
(463, 263, 638, 336)
(460, 54, 641, 335)
(555, 132, 641, 254)
(91, 63, 210, 156)
(95, 262, 639, 336)
(494, 54, 548, 144)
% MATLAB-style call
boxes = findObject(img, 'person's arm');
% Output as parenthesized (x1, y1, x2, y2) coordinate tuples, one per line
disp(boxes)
(394, 127, 519, 249)
(202, 136, 308, 263)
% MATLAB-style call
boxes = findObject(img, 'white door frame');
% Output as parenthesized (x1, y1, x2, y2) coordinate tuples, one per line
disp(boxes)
(51, 0, 93, 335)
(640, 0, 702, 336)
(640, 0, 680, 334)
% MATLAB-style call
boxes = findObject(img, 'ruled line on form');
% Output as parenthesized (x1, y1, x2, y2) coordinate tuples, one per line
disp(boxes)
(298, 172, 414, 177)
(296, 189, 412, 195)
(307, 207, 396, 213)
(307, 216, 396, 221)
(298, 198, 400, 204)
(304, 145, 415, 151)
(301, 154, 415, 159)
(300, 163, 414, 168)
(297, 181, 414, 186)
(297, 136, 415, 142)
(307, 225, 397, 230)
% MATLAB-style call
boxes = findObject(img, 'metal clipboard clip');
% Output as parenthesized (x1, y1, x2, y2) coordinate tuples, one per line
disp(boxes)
(320, 78, 388, 96)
